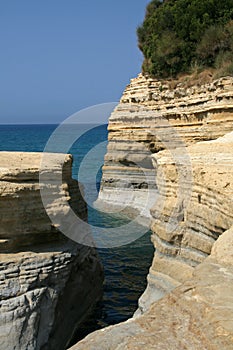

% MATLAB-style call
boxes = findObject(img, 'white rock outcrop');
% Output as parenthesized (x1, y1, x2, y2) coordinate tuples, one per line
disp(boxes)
(0, 152, 103, 350)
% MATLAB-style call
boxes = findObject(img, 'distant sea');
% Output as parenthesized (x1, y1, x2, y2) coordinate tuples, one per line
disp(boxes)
(0, 124, 154, 343)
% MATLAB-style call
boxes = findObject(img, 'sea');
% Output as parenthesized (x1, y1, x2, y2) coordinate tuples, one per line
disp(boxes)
(0, 124, 154, 343)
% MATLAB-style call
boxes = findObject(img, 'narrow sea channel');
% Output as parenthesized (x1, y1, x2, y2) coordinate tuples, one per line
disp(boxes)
(0, 124, 154, 344)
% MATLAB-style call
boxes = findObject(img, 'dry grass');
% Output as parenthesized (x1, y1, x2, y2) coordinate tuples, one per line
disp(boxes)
(166, 69, 215, 89)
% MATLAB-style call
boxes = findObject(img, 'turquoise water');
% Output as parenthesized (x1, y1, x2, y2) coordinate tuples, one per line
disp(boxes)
(0, 124, 154, 341)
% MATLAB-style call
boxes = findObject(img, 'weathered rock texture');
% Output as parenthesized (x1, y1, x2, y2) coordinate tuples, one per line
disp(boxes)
(96, 74, 233, 222)
(79, 74, 233, 349)
(139, 131, 233, 313)
(0, 152, 103, 350)
(70, 131, 233, 350)
(96, 73, 233, 306)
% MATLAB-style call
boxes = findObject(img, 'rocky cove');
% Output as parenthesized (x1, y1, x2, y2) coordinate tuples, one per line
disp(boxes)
(0, 74, 233, 350)
(71, 74, 233, 349)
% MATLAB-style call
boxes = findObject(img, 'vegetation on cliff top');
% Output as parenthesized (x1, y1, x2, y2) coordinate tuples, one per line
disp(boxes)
(137, 0, 233, 79)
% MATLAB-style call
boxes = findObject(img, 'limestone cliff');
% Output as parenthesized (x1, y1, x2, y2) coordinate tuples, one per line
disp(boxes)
(0, 152, 103, 350)
(70, 129, 233, 350)
(96, 73, 233, 304)
(96, 74, 233, 221)
(70, 227, 233, 350)
(139, 131, 233, 313)
(71, 74, 233, 349)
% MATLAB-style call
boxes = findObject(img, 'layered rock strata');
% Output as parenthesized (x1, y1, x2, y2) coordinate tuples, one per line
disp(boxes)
(96, 74, 233, 222)
(0, 152, 103, 350)
(138, 131, 233, 313)
(70, 131, 233, 350)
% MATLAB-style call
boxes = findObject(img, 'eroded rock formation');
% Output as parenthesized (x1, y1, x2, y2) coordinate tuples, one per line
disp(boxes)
(73, 75, 233, 349)
(96, 73, 233, 306)
(0, 152, 103, 350)
(96, 74, 233, 222)
(70, 131, 233, 350)
(69, 226, 233, 350)
(138, 131, 233, 313)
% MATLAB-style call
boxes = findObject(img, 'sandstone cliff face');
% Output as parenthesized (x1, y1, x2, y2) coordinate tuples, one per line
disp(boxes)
(70, 131, 233, 350)
(96, 74, 233, 221)
(74, 74, 233, 349)
(138, 131, 233, 313)
(0, 152, 103, 350)
(96, 73, 233, 305)
(70, 228, 233, 350)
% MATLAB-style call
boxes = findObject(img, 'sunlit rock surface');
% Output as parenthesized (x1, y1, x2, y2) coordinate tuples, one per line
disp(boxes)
(96, 74, 233, 222)
(0, 152, 103, 350)
(74, 75, 233, 349)
(70, 132, 233, 350)
(138, 131, 233, 313)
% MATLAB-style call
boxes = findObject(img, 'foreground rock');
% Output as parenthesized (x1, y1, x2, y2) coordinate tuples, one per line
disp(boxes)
(138, 131, 233, 311)
(0, 152, 103, 350)
(70, 226, 233, 350)
(70, 132, 233, 349)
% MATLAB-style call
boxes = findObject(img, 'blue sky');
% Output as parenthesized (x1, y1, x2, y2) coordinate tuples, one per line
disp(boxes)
(0, 0, 150, 124)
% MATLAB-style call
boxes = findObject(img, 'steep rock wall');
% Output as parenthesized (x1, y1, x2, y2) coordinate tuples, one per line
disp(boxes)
(77, 75, 233, 349)
(70, 131, 233, 350)
(138, 131, 233, 313)
(96, 74, 233, 222)
(0, 152, 103, 350)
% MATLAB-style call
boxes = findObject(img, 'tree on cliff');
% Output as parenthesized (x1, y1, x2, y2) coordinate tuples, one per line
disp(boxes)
(137, 0, 233, 78)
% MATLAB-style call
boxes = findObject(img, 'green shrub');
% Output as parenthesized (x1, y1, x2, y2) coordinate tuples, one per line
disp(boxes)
(137, 0, 233, 78)
(196, 25, 228, 65)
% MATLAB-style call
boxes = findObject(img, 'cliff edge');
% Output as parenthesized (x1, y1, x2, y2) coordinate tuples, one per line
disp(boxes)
(72, 75, 233, 349)
(0, 152, 103, 350)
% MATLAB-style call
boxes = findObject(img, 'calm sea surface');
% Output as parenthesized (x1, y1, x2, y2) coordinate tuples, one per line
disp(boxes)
(0, 124, 154, 342)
